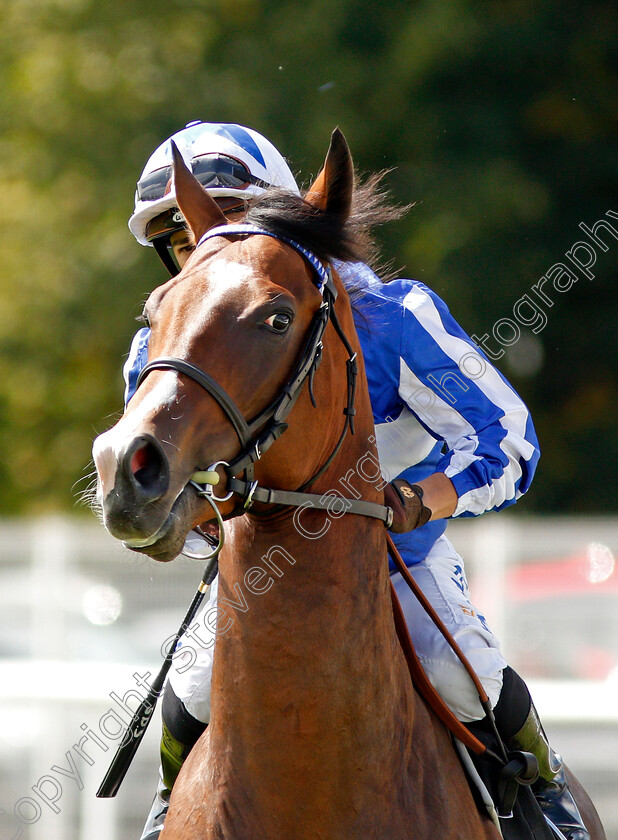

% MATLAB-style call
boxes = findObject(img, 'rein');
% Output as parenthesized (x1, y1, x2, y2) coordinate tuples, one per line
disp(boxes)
(136, 223, 393, 527)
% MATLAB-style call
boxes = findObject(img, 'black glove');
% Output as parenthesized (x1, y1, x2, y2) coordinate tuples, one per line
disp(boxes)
(384, 479, 432, 533)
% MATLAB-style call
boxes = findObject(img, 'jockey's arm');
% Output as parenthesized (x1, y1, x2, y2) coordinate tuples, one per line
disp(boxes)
(414, 472, 458, 520)
(380, 278, 540, 535)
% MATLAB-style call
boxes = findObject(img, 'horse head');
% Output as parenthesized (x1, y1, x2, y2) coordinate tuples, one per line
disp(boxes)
(92, 129, 377, 562)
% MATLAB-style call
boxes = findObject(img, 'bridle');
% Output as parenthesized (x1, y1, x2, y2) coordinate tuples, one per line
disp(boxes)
(135, 223, 393, 532)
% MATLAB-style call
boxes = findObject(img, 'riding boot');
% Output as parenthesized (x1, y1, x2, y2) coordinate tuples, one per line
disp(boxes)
(139, 778, 170, 840)
(139, 723, 194, 839)
(509, 703, 590, 840)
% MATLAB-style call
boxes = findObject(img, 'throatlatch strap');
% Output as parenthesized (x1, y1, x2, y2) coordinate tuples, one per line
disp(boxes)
(226, 478, 392, 524)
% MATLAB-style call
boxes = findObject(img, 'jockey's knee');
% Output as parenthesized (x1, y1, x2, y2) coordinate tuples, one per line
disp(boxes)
(417, 634, 505, 723)
(162, 682, 208, 745)
(160, 683, 208, 791)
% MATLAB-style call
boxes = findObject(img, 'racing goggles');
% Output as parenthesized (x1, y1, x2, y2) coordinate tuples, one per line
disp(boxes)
(145, 198, 248, 243)
(136, 153, 272, 203)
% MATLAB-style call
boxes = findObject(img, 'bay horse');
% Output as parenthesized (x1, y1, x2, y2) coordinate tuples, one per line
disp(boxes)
(92, 130, 605, 840)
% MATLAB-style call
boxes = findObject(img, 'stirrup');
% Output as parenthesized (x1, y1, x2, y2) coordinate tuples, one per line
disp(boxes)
(139, 780, 170, 840)
(534, 764, 590, 840)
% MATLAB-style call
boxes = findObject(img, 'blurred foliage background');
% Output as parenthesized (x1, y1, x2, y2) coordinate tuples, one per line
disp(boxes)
(0, 0, 615, 516)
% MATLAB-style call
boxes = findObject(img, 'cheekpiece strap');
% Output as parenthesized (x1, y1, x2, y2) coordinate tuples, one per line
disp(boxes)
(197, 224, 336, 298)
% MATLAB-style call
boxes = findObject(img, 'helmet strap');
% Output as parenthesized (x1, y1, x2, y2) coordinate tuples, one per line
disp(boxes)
(153, 238, 180, 277)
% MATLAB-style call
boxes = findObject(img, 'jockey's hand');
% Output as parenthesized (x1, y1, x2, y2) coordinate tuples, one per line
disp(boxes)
(384, 479, 432, 533)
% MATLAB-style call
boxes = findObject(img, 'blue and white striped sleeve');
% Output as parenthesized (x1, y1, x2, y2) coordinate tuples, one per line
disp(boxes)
(397, 282, 540, 517)
(123, 327, 151, 408)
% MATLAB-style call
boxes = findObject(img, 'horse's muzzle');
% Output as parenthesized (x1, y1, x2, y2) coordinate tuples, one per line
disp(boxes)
(93, 430, 173, 542)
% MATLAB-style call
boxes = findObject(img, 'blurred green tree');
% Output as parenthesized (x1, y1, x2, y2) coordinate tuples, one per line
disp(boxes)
(0, 0, 615, 514)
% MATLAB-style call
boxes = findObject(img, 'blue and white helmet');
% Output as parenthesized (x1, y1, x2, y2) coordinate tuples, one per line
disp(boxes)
(129, 121, 300, 246)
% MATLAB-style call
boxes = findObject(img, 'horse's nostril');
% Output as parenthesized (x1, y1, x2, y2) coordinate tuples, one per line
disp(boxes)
(131, 442, 161, 488)
(122, 436, 170, 501)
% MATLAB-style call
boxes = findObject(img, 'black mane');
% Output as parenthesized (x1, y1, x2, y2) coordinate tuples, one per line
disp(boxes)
(244, 177, 406, 275)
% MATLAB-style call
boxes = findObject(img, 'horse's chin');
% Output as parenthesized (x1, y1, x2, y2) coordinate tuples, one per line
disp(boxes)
(111, 485, 204, 563)
(124, 528, 188, 563)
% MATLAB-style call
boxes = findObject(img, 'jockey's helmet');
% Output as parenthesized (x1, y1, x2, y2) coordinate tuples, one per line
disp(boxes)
(129, 122, 299, 249)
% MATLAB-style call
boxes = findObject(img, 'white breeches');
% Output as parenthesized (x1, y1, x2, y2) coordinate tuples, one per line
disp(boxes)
(167, 534, 506, 725)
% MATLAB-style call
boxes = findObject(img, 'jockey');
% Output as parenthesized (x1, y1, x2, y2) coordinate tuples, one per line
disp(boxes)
(125, 121, 589, 840)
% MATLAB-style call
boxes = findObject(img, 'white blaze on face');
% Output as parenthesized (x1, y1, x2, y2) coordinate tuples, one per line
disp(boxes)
(208, 259, 254, 305)
(208, 258, 255, 289)
(92, 371, 180, 500)
(171, 257, 258, 358)
(170, 258, 257, 358)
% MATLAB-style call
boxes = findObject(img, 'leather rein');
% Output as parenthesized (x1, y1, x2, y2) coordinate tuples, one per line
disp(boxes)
(136, 223, 393, 526)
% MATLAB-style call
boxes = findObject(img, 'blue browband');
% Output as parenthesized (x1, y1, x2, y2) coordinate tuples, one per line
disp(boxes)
(197, 223, 337, 299)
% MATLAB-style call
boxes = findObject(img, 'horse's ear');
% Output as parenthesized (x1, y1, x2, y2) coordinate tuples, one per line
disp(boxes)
(171, 141, 227, 243)
(305, 128, 353, 221)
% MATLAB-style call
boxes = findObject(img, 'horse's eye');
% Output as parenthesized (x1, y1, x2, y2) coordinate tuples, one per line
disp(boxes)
(264, 312, 292, 334)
